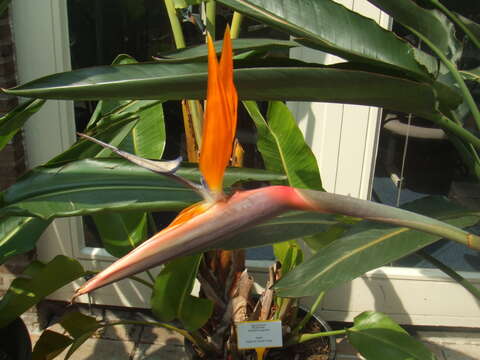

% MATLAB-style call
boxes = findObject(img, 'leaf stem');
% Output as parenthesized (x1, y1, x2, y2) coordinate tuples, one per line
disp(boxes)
(406, 25, 480, 132)
(206, 0, 216, 39)
(230, 12, 243, 39)
(164, 0, 186, 49)
(416, 249, 480, 301)
(288, 329, 346, 346)
(291, 291, 325, 335)
(427, 0, 480, 49)
(430, 115, 480, 149)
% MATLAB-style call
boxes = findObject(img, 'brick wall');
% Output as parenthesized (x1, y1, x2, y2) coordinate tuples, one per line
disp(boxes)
(0, 7, 34, 295)
(0, 8, 23, 190)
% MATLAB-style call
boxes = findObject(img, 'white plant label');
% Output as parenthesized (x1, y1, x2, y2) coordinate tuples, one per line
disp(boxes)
(236, 320, 283, 349)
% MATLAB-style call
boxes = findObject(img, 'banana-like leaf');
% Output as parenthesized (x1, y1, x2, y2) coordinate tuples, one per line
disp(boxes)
(274, 196, 480, 297)
(0, 98, 45, 151)
(347, 311, 437, 360)
(60, 311, 102, 359)
(32, 330, 73, 360)
(118, 102, 166, 158)
(3, 62, 461, 120)
(151, 254, 213, 331)
(92, 211, 148, 258)
(244, 100, 325, 259)
(217, 0, 436, 78)
(244, 101, 324, 190)
(0, 255, 84, 328)
(368, 0, 462, 62)
(156, 38, 298, 62)
(80, 61, 166, 259)
(0, 158, 286, 219)
(0, 216, 50, 265)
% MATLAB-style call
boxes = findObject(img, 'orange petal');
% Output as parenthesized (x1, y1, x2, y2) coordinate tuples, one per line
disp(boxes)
(200, 27, 238, 196)
(165, 202, 212, 230)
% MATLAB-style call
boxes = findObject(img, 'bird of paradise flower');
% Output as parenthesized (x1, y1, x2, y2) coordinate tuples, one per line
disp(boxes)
(74, 28, 480, 300)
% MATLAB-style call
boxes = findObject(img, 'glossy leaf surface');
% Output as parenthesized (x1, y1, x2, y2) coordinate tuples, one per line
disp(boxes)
(0, 216, 50, 265)
(151, 254, 213, 331)
(244, 101, 323, 190)
(0, 256, 84, 327)
(1, 159, 285, 219)
(274, 196, 480, 297)
(0, 98, 45, 150)
(368, 0, 461, 61)
(347, 311, 437, 360)
(156, 38, 298, 62)
(4, 62, 460, 120)
(92, 211, 148, 258)
(218, 0, 435, 78)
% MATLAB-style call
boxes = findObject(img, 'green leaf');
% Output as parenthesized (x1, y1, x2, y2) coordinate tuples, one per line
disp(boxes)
(274, 196, 480, 297)
(216, 212, 338, 250)
(244, 101, 323, 190)
(156, 38, 298, 62)
(86, 54, 138, 129)
(32, 330, 73, 360)
(1, 159, 285, 219)
(118, 101, 166, 158)
(4, 62, 460, 120)
(302, 216, 360, 252)
(368, 0, 462, 62)
(217, 0, 436, 78)
(347, 311, 437, 360)
(92, 211, 147, 258)
(0, 255, 84, 327)
(455, 12, 480, 46)
(0, 99, 45, 151)
(59, 312, 102, 359)
(244, 100, 323, 263)
(273, 240, 303, 275)
(151, 254, 213, 331)
(0, 216, 50, 265)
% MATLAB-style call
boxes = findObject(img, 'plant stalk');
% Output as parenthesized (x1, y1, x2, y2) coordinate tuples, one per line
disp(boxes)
(416, 249, 480, 301)
(406, 25, 480, 132)
(427, 0, 480, 49)
(164, 0, 186, 49)
(291, 291, 325, 335)
(230, 12, 243, 39)
(431, 115, 480, 149)
(287, 329, 346, 346)
(206, 0, 216, 39)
